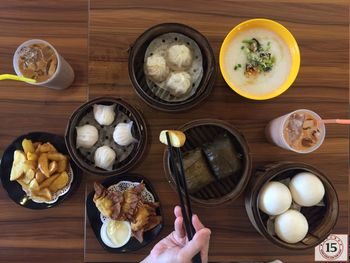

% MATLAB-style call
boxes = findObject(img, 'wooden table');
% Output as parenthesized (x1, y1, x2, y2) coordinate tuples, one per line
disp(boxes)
(0, 0, 348, 262)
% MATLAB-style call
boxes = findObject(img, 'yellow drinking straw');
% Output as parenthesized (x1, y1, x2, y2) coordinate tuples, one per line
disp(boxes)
(0, 74, 36, 83)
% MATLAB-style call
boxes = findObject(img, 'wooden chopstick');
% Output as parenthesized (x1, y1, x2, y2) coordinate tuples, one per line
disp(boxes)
(165, 132, 202, 263)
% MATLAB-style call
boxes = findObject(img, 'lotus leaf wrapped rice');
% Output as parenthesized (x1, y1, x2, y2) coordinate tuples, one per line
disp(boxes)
(182, 148, 215, 193)
(203, 133, 242, 179)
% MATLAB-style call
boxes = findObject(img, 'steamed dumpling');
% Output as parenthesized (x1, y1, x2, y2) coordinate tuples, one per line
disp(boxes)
(93, 104, 116, 126)
(94, 146, 116, 170)
(144, 54, 170, 83)
(166, 44, 193, 71)
(165, 72, 192, 97)
(76, 124, 99, 149)
(113, 121, 137, 146)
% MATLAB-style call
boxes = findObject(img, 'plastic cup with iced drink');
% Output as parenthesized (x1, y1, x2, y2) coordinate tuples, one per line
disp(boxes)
(265, 109, 326, 153)
(13, 39, 74, 90)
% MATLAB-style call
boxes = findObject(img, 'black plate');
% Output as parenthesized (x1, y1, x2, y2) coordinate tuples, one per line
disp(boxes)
(86, 173, 163, 253)
(0, 132, 81, 209)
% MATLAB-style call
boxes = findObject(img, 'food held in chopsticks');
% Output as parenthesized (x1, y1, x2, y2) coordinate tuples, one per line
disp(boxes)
(159, 130, 186, 147)
(93, 182, 161, 244)
(10, 138, 71, 202)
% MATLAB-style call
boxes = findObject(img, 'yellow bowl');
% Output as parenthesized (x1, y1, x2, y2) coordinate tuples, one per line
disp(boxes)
(219, 18, 300, 100)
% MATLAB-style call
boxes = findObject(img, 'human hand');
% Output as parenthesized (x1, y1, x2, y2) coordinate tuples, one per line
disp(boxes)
(141, 205, 211, 263)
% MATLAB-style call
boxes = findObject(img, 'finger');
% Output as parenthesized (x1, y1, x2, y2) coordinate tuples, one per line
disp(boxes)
(179, 228, 211, 262)
(174, 216, 186, 239)
(192, 214, 205, 232)
(174, 205, 182, 218)
(199, 228, 211, 263)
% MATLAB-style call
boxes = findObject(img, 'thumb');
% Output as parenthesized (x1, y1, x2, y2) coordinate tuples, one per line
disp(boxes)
(179, 228, 211, 262)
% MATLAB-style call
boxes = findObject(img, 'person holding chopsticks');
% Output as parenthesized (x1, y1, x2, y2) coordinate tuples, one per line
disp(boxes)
(141, 205, 211, 263)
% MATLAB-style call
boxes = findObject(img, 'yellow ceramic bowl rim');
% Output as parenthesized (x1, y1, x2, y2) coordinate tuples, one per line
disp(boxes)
(219, 18, 300, 100)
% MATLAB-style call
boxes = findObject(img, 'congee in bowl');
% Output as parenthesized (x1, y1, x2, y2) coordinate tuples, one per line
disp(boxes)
(220, 19, 300, 100)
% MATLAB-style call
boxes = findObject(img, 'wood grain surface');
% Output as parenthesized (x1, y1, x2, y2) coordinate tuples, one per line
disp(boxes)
(0, 0, 348, 262)
(0, 1, 87, 263)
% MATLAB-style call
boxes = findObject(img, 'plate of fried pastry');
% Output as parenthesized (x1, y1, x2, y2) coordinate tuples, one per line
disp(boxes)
(86, 174, 163, 252)
(0, 132, 80, 209)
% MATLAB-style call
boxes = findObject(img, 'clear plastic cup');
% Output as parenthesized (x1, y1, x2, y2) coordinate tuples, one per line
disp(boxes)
(13, 39, 74, 90)
(265, 109, 326, 153)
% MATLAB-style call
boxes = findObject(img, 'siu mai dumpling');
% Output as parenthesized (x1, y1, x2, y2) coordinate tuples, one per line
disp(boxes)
(182, 148, 214, 193)
(203, 133, 242, 179)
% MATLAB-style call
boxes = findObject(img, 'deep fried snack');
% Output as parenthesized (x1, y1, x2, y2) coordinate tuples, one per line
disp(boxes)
(38, 142, 57, 153)
(11, 139, 71, 202)
(93, 182, 162, 243)
(131, 202, 161, 243)
(47, 152, 66, 161)
(49, 161, 58, 175)
(49, 171, 69, 193)
(10, 150, 26, 181)
(22, 139, 35, 154)
(120, 183, 144, 221)
(38, 153, 50, 177)
(93, 182, 115, 218)
(57, 157, 68, 173)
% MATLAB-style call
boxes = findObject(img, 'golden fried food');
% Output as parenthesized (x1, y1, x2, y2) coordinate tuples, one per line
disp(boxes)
(10, 150, 26, 181)
(22, 139, 35, 154)
(10, 138, 71, 202)
(26, 152, 38, 161)
(131, 202, 161, 243)
(22, 169, 35, 184)
(93, 182, 161, 243)
(35, 171, 46, 184)
(32, 188, 52, 202)
(120, 183, 144, 221)
(38, 153, 50, 177)
(49, 171, 69, 193)
(40, 173, 60, 188)
(29, 178, 40, 191)
(49, 161, 58, 175)
(57, 157, 68, 173)
(93, 182, 115, 218)
(47, 152, 66, 161)
(37, 142, 57, 153)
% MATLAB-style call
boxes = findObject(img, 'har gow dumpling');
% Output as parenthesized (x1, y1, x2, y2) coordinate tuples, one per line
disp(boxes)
(165, 72, 192, 97)
(166, 44, 193, 71)
(144, 54, 170, 83)
(113, 121, 137, 146)
(76, 124, 99, 149)
(94, 145, 116, 170)
(93, 104, 116, 126)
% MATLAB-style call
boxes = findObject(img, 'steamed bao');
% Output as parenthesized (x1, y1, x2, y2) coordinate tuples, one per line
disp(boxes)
(144, 32, 203, 99)
(75, 104, 137, 171)
(258, 172, 325, 244)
